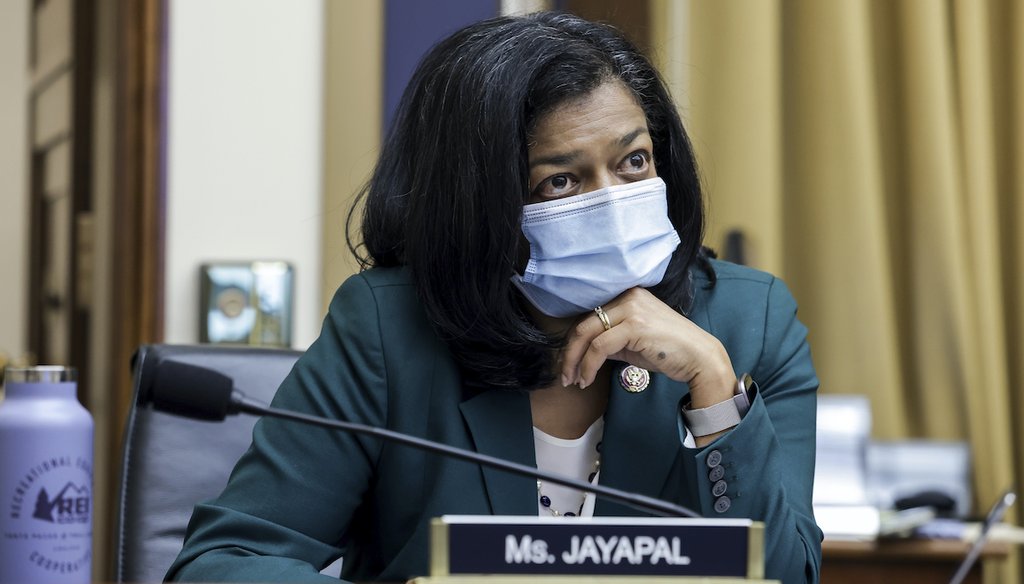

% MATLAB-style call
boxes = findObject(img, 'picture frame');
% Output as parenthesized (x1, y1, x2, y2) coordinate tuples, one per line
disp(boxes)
(199, 261, 294, 347)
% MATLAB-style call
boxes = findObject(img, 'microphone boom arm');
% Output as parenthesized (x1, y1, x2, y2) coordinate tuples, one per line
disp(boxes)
(231, 392, 700, 519)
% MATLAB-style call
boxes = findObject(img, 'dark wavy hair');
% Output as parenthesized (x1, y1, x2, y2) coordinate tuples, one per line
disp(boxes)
(348, 12, 713, 391)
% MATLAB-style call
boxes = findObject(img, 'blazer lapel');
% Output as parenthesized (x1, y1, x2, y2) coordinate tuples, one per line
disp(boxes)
(594, 368, 688, 516)
(459, 389, 537, 516)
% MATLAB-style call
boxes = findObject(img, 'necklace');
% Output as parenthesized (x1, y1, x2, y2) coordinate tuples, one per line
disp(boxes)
(536, 442, 602, 517)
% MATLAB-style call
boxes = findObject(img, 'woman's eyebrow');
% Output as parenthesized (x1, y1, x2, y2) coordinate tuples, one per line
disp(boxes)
(618, 127, 649, 148)
(529, 127, 649, 169)
(529, 151, 581, 168)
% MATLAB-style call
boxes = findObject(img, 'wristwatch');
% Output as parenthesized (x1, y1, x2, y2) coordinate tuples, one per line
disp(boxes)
(681, 373, 755, 438)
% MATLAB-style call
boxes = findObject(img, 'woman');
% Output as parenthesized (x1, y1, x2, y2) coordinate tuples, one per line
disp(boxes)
(168, 12, 822, 584)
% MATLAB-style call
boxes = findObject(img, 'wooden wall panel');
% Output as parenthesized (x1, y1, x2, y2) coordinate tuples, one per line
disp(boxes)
(561, 0, 652, 53)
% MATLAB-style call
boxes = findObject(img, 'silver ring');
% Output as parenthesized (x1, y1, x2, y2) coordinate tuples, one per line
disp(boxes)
(594, 306, 612, 331)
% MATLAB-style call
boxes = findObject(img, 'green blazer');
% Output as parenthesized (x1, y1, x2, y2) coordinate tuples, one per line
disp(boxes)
(168, 260, 822, 583)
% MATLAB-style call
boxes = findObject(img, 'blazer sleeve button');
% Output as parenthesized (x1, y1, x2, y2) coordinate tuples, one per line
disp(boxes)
(708, 465, 725, 482)
(712, 479, 728, 497)
(714, 496, 731, 513)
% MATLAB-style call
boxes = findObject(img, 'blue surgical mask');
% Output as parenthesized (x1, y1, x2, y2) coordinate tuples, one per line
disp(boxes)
(512, 177, 681, 318)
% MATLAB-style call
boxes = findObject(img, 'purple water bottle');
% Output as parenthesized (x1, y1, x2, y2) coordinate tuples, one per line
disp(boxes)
(0, 366, 93, 584)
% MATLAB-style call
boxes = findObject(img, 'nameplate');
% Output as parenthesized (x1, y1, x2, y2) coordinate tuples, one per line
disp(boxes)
(430, 516, 764, 578)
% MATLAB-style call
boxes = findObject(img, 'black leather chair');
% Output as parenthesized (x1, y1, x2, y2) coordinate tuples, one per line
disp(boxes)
(114, 344, 302, 583)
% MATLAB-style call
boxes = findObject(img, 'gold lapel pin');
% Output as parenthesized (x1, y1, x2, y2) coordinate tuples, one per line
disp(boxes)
(619, 365, 650, 393)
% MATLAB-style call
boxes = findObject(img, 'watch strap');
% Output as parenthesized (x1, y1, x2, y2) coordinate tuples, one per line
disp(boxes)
(681, 374, 755, 438)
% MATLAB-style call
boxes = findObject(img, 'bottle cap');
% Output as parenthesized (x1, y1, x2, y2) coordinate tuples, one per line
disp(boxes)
(4, 366, 77, 383)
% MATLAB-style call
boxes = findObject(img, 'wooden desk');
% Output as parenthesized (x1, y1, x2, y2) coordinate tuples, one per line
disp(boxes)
(821, 538, 1009, 584)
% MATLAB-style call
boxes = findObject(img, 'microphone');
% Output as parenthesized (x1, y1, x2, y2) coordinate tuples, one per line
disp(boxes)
(144, 360, 701, 519)
(145, 361, 237, 420)
(948, 488, 1016, 584)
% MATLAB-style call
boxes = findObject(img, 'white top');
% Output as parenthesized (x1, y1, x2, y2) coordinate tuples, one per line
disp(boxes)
(533, 417, 604, 517)
(532, 415, 698, 518)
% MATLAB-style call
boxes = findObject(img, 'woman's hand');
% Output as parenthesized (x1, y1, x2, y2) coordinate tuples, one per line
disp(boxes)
(560, 287, 736, 409)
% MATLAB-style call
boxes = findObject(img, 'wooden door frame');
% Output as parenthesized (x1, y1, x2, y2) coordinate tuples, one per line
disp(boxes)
(109, 0, 166, 417)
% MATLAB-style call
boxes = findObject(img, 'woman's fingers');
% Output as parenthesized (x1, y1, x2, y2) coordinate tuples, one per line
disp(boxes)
(560, 307, 614, 385)
(559, 290, 663, 386)
(559, 287, 729, 392)
(575, 323, 636, 388)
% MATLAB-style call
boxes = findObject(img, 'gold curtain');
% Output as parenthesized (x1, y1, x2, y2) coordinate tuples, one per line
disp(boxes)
(657, 0, 1023, 579)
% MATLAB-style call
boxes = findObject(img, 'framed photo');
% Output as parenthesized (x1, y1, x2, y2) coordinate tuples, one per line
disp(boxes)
(199, 261, 294, 347)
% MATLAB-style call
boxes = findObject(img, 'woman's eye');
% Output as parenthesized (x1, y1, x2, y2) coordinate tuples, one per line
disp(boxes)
(534, 174, 578, 199)
(619, 151, 650, 174)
